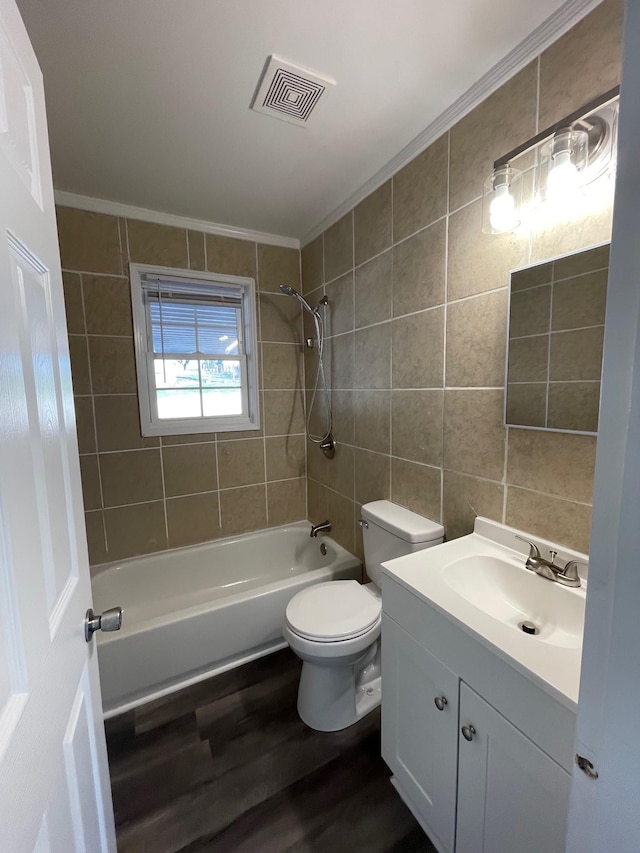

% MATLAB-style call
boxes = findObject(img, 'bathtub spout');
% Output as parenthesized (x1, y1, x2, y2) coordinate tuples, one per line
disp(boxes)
(310, 520, 331, 538)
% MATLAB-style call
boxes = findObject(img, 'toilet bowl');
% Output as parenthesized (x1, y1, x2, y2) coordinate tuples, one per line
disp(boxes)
(284, 500, 444, 732)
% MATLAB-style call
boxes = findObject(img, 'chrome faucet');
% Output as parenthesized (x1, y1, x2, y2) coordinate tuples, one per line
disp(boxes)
(516, 536, 583, 588)
(310, 520, 331, 538)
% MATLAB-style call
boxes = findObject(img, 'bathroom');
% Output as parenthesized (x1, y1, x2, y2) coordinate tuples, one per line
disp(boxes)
(1, 0, 638, 850)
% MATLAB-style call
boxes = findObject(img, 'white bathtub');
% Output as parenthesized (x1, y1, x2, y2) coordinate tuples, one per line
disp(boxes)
(91, 522, 361, 718)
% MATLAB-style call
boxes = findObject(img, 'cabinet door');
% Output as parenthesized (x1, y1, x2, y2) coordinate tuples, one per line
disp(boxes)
(381, 615, 459, 853)
(457, 683, 571, 853)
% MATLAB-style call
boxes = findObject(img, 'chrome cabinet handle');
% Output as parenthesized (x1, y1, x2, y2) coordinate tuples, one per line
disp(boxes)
(434, 696, 448, 711)
(85, 606, 123, 642)
(461, 724, 476, 742)
(358, 519, 368, 529)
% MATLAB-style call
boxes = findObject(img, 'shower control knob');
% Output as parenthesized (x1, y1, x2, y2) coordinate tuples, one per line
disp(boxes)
(84, 606, 123, 642)
(434, 696, 448, 711)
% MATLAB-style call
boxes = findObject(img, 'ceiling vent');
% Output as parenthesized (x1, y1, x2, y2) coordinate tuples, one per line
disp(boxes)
(251, 55, 335, 127)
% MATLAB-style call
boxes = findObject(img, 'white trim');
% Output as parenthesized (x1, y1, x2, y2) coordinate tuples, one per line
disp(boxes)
(300, 0, 604, 246)
(54, 191, 300, 250)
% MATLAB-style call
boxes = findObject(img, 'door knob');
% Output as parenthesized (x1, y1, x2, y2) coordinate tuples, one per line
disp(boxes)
(434, 696, 448, 711)
(461, 724, 476, 742)
(84, 607, 123, 642)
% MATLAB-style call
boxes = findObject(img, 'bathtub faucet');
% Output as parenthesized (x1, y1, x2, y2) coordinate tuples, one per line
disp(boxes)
(310, 520, 331, 538)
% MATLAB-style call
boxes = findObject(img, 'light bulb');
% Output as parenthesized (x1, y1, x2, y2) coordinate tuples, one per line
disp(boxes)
(547, 149, 580, 202)
(489, 184, 519, 233)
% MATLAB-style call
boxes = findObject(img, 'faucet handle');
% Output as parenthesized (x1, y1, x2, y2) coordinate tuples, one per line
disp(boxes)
(515, 535, 542, 560)
(560, 559, 586, 586)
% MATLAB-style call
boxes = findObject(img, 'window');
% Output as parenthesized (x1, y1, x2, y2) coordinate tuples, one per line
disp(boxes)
(130, 263, 259, 436)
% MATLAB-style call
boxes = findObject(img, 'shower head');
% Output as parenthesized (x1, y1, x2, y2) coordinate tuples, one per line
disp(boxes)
(279, 284, 316, 315)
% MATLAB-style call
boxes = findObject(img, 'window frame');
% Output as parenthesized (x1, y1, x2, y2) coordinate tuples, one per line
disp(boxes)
(130, 262, 260, 436)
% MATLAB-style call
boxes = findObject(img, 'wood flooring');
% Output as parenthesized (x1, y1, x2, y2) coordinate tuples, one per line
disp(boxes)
(104, 648, 437, 853)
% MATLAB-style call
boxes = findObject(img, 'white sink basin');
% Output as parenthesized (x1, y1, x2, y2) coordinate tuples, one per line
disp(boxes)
(381, 518, 588, 707)
(441, 554, 585, 649)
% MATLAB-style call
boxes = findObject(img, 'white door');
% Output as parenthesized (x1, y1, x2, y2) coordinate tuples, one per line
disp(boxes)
(381, 615, 459, 853)
(456, 683, 571, 853)
(0, 1, 117, 850)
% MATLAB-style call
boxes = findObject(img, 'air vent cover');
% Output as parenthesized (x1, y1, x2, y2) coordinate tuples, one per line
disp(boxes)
(251, 55, 335, 127)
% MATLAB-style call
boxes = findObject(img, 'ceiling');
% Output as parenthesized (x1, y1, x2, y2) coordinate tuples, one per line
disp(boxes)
(17, 0, 578, 241)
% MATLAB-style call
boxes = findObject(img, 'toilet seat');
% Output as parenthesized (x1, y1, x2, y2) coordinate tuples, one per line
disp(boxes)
(285, 580, 381, 643)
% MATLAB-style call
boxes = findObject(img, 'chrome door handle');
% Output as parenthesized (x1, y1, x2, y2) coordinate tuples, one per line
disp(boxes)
(85, 606, 123, 642)
(434, 696, 448, 711)
(461, 724, 476, 742)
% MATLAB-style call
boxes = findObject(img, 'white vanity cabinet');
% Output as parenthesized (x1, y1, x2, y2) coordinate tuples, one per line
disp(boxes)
(381, 577, 576, 853)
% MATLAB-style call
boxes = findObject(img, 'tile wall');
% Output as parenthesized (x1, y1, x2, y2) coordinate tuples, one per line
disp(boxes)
(303, 0, 624, 557)
(58, 208, 305, 564)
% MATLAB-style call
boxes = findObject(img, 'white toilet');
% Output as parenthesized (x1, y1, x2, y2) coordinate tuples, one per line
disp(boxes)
(283, 500, 444, 731)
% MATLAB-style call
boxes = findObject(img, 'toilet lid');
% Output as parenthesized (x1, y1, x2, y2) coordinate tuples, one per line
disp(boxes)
(285, 580, 381, 642)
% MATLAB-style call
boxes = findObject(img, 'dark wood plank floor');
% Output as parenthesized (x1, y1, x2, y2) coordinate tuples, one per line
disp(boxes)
(104, 648, 437, 853)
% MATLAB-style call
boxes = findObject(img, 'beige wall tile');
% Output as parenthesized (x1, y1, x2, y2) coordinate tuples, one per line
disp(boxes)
(166, 492, 220, 548)
(391, 458, 441, 522)
(267, 478, 306, 526)
(393, 135, 448, 242)
(393, 219, 446, 317)
(326, 272, 354, 336)
(220, 485, 267, 535)
(529, 205, 613, 265)
(162, 443, 218, 497)
(100, 449, 163, 507)
(506, 487, 591, 554)
(206, 234, 256, 277)
(217, 438, 265, 488)
(259, 292, 303, 343)
(85, 511, 107, 565)
(324, 213, 353, 282)
(446, 290, 508, 387)
(127, 220, 188, 267)
(554, 244, 609, 280)
(549, 326, 604, 381)
(74, 396, 96, 454)
(444, 389, 505, 480)
(447, 199, 528, 301)
(62, 272, 85, 333)
(332, 389, 354, 445)
(56, 207, 122, 275)
(257, 244, 300, 294)
(354, 449, 390, 505)
(354, 251, 392, 329)
(262, 343, 303, 389)
(354, 181, 392, 266)
(94, 394, 158, 451)
(508, 429, 596, 504)
(161, 432, 216, 445)
(263, 389, 305, 436)
(325, 442, 355, 499)
(83, 276, 133, 336)
(327, 490, 355, 552)
(89, 336, 137, 394)
(507, 336, 549, 383)
(449, 62, 537, 211)
(547, 382, 600, 433)
(354, 323, 391, 389)
(79, 455, 101, 511)
(391, 390, 443, 466)
(104, 501, 167, 560)
(443, 470, 504, 541)
(509, 285, 551, 338)
(392, 308, 444, 388)
(538, 0, 624, 128)
(551, 270, 608, 331)
(301, 236, 323, 294)
(329, 333, 354, 389)
(354, 389, 390, 454)
(506, 383, 547, 427)
(511, 262, 553, 292)
(307, 478, 329, 524)
(187, 230, 206, 270)
(265, 435, 305, 481)
(68, 335, 91, 395)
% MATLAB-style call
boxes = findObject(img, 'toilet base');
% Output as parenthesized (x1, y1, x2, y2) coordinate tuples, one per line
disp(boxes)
(297, 642, 381, 732)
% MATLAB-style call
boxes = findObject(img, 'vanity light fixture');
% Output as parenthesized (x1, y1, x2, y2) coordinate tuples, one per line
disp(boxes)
(482, 86, 619, 234)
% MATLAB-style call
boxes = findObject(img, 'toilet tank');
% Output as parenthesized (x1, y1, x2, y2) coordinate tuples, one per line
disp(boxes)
(361, 500, 444, 587)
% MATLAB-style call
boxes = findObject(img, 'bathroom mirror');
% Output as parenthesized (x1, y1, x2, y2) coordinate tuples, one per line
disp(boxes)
(506, 242, 609, 434)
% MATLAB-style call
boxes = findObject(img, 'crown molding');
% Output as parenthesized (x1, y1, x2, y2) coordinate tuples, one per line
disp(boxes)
(54, 191, 300, 250)
(300, 0, 604, 247)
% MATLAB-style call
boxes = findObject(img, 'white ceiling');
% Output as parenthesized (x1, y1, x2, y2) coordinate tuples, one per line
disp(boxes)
(17, 0, 580, 241)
